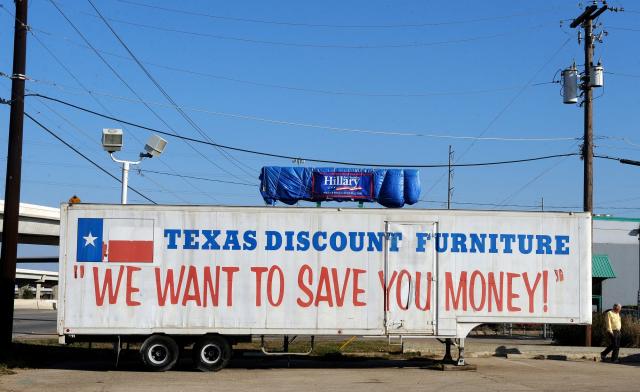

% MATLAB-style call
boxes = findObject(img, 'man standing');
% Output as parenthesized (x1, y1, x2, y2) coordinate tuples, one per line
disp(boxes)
(601, 303, 622, 363)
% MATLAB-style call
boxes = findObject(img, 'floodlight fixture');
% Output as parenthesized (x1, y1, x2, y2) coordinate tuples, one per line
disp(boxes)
(143, 134, 167, 158)
(102, 128, 123, 153)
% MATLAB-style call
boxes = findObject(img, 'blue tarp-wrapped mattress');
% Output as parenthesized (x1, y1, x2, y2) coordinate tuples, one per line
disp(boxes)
(259, 167, 421, 208)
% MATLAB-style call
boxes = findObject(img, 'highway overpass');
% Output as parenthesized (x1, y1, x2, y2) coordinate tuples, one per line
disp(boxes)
(0, 200, 60, 245)
(0, 201, 60, 300)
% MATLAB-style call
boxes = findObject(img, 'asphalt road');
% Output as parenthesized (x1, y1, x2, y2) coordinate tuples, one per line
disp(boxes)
(12, 309, 57, 338)
(1, 356, 638, 392)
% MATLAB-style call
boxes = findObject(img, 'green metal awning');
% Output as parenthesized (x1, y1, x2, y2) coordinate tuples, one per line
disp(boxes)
(592, 254, 616, 278)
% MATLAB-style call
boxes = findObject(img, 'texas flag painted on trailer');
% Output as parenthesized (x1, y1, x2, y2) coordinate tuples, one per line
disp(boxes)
(76, 218, 154, 263)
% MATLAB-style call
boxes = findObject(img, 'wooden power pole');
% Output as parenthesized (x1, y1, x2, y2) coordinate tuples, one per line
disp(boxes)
(569, 1, 610, 348)
(0, 0, 29, 354)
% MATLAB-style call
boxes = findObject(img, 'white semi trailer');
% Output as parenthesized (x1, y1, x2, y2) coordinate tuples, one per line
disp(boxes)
(58, 204, 592, 371)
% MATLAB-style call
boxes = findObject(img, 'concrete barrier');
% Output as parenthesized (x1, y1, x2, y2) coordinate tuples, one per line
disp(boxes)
(14, 299, 57, 310)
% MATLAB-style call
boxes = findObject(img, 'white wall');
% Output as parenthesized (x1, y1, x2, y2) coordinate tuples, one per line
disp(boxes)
(593, 218, 640, 309)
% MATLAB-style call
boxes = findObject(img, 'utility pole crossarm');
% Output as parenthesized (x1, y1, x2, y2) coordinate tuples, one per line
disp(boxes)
(590, 5, 609, 20)
(570, 5, 597, 28)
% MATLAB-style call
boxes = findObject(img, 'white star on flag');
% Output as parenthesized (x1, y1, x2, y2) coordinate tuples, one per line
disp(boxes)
(83, 232, 98, 247)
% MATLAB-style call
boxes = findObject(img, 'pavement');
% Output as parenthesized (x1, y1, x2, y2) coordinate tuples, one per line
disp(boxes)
(402, 336, 640, 362)
(1, 356, 639, 392)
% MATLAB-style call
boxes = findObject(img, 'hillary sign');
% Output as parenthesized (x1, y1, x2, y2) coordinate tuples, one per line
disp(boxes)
(312, 171, 374, 201)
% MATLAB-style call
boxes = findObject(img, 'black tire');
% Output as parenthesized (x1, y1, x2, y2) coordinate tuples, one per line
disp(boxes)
(192, 335, 231, 372)
(140, 335, 179, 372)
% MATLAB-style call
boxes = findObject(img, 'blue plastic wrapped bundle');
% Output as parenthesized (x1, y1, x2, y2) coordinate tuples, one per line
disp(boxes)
(403, 169, 421, 205)
(259, 167, 421, 208)
(259, 166, 312, 205)
(376, 169, 404, 208)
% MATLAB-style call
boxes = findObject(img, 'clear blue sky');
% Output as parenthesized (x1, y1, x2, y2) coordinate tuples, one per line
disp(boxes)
(1, 0, 639, 221)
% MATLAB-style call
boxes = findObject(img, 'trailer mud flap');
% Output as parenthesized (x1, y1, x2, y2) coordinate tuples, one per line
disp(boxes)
(384, 221, 437, 335)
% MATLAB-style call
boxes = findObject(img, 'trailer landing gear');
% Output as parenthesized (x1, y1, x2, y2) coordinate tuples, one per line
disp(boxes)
(440, 338, 468, 367)
(457, 339, 466, 366)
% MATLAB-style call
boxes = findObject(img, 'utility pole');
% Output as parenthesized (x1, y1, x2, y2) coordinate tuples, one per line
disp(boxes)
(569, 0, 611, 348)
(0, 0, 29, 354)
(447, 145, 454, 210)
(580, 9, 595, 214)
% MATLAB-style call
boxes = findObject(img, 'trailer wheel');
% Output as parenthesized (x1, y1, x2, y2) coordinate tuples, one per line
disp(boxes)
(140, 335, 179, 371)
(193, 335, 231, 372)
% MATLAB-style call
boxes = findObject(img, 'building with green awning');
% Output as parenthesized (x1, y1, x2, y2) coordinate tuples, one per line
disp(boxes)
(592, 254, 615, 312)
(593, 216, 639, 312)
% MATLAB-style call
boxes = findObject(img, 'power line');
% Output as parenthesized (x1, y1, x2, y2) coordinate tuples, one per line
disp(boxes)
(45, 0, 253, 184)
(31, 100, 100, 149)
(138, 169, 257, 187)
(116, 0, 559, 29)
(85, 0, 256, 180)
(84, 11, 552, 49)
(607, 26, 640, 32)
(21, 50, 216, 204)
(16, 60, 529, 98)
(418, 199, 640, 211)
(596, 144, 640, 153)
(18, 105, 640, 209)
(20, 24, 561, 99)
(5, 9, 563, 100)
(419, 199, 549, 209)
(19, 93, 581, 168)
(18, 81, 580, 142)
(29, 97, 195, 204)
(424, 37, 573, 195)
(0, 15, 208, 204)
(24, 112, 157, 204)
(21, 27, 213, 203)
(17, 28, 579, 100)
(594, 154, 627, 162)
(454, 37, 574, 161)
(498, 147, 576, 206)
(0, 153, 255, 189)
(605, 70, 640, 79)
(608, 136, 640, 148)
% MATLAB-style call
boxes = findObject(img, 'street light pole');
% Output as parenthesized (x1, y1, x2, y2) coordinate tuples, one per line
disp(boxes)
(103, 131, 167, 205)
(122, 161, 129, 204)
(109, 153, 142, 205)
